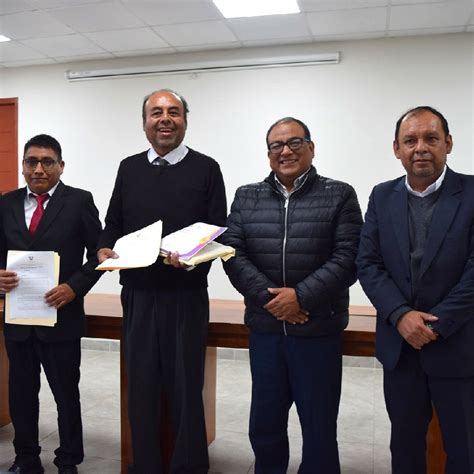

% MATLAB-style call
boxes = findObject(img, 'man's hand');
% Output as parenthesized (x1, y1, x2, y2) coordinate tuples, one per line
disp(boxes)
(164, 251, 189, 269)
(97, 247, 119, 263)
(396, 310, 438, 350)
(45, 283, 76, 309)
(264, 287, 309, 324)
(277, 310, 310, 325)
(0, 270, 19, 293)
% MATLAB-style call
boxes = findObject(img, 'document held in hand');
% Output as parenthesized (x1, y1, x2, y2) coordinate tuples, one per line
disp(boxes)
(96, 220, 163, 270)
(5, 250, 60, 327)
(160, 222, 234, 266)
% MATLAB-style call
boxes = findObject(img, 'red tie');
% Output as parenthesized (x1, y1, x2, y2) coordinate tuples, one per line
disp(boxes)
(29, 194, 49, 236)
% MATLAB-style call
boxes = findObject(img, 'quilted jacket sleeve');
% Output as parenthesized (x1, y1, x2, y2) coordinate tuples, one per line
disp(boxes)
(222, 188, 276, 308)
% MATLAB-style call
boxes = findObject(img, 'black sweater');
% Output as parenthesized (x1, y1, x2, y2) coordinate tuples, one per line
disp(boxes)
(98, 148, 227, 289)
(408, 189, 441, 298)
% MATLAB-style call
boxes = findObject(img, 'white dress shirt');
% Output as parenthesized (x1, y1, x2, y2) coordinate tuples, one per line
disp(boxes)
(405, 165, 447, 198)
(24, 181, 60, 228)
(147, 144, 189, 165)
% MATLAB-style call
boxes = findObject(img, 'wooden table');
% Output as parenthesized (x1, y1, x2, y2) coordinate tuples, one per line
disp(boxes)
(0, 296, 446, 473)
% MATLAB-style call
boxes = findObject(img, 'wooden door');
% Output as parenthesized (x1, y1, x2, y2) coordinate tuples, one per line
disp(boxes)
(0, 98, 18, 194)
(0, 98, 16, 425)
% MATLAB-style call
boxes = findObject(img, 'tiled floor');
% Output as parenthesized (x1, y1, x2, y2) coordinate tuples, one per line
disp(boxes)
(0, 349, 391, 473)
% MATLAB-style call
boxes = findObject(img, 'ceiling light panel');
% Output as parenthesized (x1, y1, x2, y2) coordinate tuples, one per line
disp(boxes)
(213, 0, 300, 18)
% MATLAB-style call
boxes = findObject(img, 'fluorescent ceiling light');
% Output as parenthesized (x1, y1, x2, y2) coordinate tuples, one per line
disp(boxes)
(0, 35, 11, 42)
(213, 0, 300, 18)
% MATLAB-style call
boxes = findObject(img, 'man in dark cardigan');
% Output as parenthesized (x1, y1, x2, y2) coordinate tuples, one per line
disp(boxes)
(97, 89, 227, 474)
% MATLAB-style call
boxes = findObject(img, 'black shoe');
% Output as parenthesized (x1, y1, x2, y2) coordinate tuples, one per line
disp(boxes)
(7, 463, 44, 474)
(57, 467, 78, 474)
(6, 464, 20, 473)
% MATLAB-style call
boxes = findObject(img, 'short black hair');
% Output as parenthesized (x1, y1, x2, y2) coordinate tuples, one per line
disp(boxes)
(141, 89, 189, 124)
(266, 117, 311, 145)
(394, 106, 450, 142)
(23, 134, 62, 161)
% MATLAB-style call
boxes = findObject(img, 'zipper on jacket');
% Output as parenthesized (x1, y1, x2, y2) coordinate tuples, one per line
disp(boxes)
(267, 172, 310, 337)
(282, 195, 290, 336)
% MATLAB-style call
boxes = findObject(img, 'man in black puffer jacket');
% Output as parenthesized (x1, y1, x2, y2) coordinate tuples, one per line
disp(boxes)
(222, 117, 363, 474)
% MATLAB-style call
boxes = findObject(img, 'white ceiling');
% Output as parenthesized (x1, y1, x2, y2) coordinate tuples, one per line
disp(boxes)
(0, 0, 472, 68)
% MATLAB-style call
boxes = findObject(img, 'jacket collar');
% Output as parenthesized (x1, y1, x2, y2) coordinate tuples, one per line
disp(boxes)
(14, 181, 67, 243)
(265, 166, 318, 196)
(11, 189, 30, 239)
(389, 167, 462, 279)
(31, 181, 66, 242)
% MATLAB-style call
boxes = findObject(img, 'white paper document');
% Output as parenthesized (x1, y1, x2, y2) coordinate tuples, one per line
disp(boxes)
(6, 250, 59, 325)
(96, 220, 163, 270)
(160, 222, 227, 261)
(177, 240, 235, 266)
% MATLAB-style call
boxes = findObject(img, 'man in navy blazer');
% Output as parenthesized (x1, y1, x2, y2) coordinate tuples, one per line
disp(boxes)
(0, 134, 102, 474)
(357, 106, 474, 474)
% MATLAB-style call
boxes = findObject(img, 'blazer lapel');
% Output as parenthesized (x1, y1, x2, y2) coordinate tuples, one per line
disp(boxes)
(389, 179, 410, 275)
(419, 169, 462, 279)
(31, 181, 65, 241)
(11, 188, 31, 240)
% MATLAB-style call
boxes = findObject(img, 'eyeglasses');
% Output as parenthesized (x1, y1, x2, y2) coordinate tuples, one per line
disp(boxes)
(268, 137, 310, 155)
(23, 158, 59, 170)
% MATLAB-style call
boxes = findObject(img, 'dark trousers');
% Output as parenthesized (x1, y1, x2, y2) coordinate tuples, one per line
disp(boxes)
(384, 343, 474, 474)
(121, 287, 210, 474)
(5, 335, 83, 469)
(248, 332, 342, 474)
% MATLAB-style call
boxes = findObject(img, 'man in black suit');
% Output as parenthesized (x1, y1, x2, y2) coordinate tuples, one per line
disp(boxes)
(0, 134, 102, 474)
(357, 106, 474, 474)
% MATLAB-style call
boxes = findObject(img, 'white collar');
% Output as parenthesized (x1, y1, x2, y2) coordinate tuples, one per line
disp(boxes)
(405, 166, 447, 198)
(26, 180, 60, 200)
(147, 144, 188, 165)
(274, 167, 311, 197)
